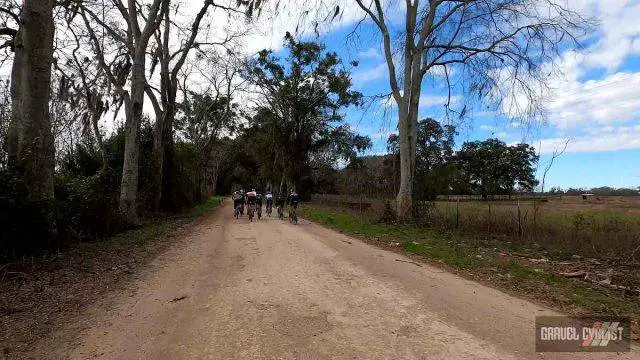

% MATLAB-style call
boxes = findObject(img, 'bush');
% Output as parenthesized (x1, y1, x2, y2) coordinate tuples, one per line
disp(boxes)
(0, 171, 53, 259)
(0, 121, 218, 261)
(55, 168, 124, 243)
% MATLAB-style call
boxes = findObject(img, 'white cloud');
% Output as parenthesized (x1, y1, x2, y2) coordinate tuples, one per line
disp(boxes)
(358, 47, 382, 59)
(494, 131, 509, 139)
(424, 65, 455, 78)
(535, 125, 640, 154)
(472, 110, 498, 118)
(352, 62, 388, 84)
(486, 1, 640, 132)
(509, 122, 522, 128)
(375, 129, 395, 141)
(578, 2, 640, 71)
(419, 94, 459, 108)
(547, 71, 640, 128)
(236, 0, 366, 54)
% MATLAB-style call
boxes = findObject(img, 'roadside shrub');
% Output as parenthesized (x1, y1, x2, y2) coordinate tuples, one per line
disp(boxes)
(378, 201, 397, 224)
(1, 120, 218, 261)
(55, 168, 123, 243)
(168, 141, 206, 211)
(0, 171, 55, 259)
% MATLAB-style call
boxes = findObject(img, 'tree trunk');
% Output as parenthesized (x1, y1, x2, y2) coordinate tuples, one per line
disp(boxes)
(279, 170, 286, 196)
(91, 109, 107, 168)
(396, 89, 419, 220)
(396, 110, 415, 219)
(151, 79, 177, 211)
(7, 0, 57, 242)
(152, 108, 170, 210)
(7, 28, 22, 167)
(89, 94, 107, 168)
(119, 51, 146, 223)
(18, 0, 55, 202)
(161, 131, 175, 208)
(200, 169, 208, 200)
(210, 162, 219, 196)
(150, 0, 209, 211)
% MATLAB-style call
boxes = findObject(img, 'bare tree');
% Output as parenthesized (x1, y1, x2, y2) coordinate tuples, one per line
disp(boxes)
(0, 0, 19, 55)
(345, 0, 592, 219)
(1, 0, 56, 239)
(0, 2, 17, 169)
(176, 58, 243, 199)
(53, 23, 112, 167)
(145, 0, 245, 210)
(76, 0, 170, 223)
(3, 0, 20, 167)
(540, 138, 571, 194)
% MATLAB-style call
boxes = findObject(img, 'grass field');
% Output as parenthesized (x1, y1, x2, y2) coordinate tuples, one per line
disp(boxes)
(313, 194, 640, 262)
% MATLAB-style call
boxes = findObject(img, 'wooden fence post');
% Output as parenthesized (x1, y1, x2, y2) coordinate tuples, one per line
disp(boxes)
(517, 199, 522, 239)
(456, 199, 460, 229)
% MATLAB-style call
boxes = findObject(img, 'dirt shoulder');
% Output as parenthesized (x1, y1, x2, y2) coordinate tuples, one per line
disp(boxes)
(299, 203, 640, 340)
(0, 197, 223, 360)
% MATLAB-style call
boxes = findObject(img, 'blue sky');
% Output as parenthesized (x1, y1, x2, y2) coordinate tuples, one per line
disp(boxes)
(253, 0, 640, 190)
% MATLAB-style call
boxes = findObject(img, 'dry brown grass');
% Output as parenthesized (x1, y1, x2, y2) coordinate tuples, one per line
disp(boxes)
(544, 195, 640, 214)
(312, 194, 640, 263)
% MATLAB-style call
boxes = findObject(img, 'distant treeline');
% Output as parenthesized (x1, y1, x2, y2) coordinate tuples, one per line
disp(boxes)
(317, 118, 540, 201)
(546, 186, 640, 196)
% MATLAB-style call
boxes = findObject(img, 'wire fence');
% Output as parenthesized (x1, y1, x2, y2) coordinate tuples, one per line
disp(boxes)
(312, 194, 640, 262)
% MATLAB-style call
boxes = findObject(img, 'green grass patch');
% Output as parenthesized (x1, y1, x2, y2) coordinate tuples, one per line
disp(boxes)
(189, 196, 225, 218)
(497, 259, 541, 279)
(403, 240, 482, 269)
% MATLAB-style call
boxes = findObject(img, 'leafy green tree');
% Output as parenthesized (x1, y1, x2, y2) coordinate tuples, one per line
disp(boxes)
(245, 33, 369, 193)
(455, 139, 539, 196)
(548, 186, 564, 195)
(388, 118, 457, 199)
(173, 90, 239, 205)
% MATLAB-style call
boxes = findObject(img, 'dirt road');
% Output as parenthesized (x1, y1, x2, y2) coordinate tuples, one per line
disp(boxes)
(55, 201, 636, 359)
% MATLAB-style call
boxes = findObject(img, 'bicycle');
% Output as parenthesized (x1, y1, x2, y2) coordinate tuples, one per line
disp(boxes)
(248, 203, 255, 221)
(266, 201, 273, 217)
(257, 204, 262, 220)
(289, 206, 298, 225)
(234, 203, 242, 219)
(277, 205, 284, 220)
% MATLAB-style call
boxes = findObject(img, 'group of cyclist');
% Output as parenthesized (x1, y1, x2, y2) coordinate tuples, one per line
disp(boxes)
(232, 188, 298, 223)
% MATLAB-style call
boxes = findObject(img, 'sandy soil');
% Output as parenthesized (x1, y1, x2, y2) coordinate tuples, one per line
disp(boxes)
(40, 200, 638, 359)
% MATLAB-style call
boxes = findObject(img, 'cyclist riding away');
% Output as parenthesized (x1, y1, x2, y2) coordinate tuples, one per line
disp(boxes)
(256, 191, 263, 219)
(232, 190, 243, 218)
(246, 189, 257, 220)
(265, 190, 273, 216)
(287, 189, 299, 224)
(275, 192, 285, 220)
